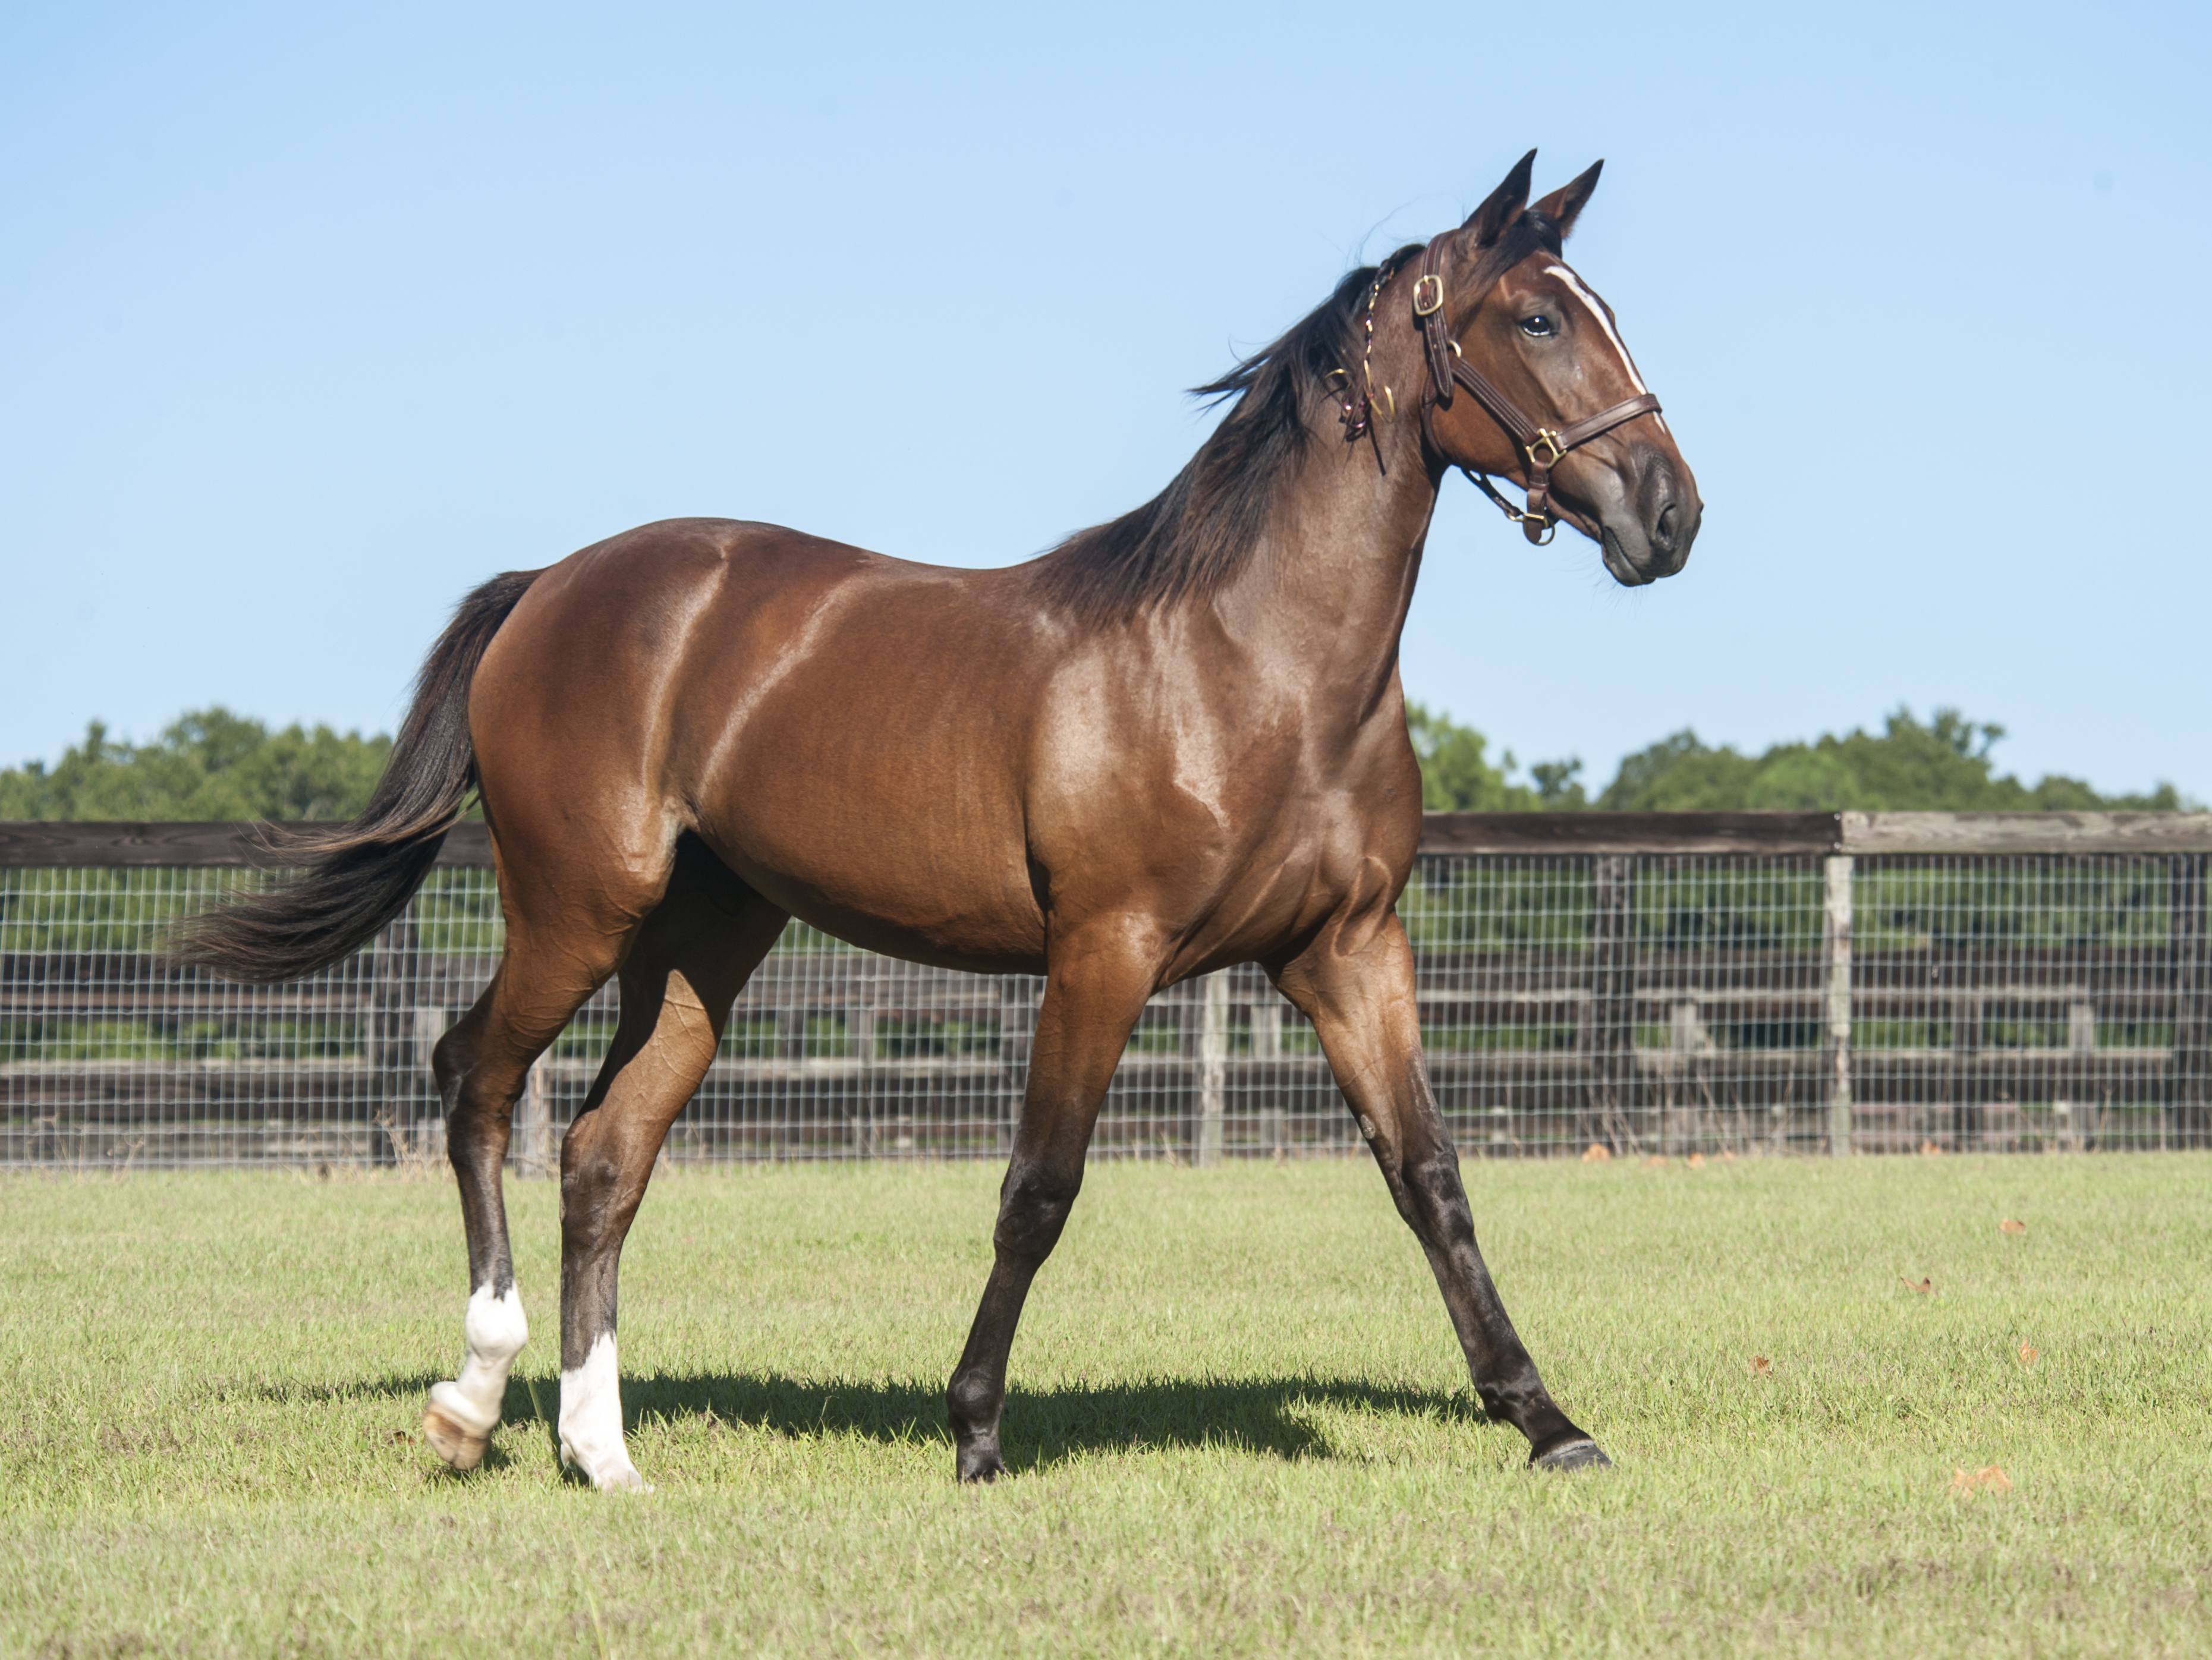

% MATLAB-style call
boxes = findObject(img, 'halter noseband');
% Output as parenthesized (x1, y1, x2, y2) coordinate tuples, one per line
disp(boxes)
(1403, 232, 1663, 546)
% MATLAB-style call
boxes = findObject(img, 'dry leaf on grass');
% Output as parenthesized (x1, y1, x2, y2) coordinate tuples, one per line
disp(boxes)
(1920, 1139, 1943, 1156)
(1581, 1143, 1612, 1163)
(2000, 1218, 2028, 1235)
(1643, 1155, 1669, 1168)
(1686, 1152, 1707, 1169)
(2018, 1343, 2039, 1366)
(1751, 1355, 1772, 1375)
(1950, 1466, 2012, 1494)
(1901, 1275, 1933, 1294)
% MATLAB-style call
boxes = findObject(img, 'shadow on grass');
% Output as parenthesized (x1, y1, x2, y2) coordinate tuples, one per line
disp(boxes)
(282, 1370, 1502, 1472)
(596, 1371, 1501, 1471)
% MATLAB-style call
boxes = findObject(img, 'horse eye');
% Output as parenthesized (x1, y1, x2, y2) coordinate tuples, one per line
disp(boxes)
(1519, 315, 1555, 338)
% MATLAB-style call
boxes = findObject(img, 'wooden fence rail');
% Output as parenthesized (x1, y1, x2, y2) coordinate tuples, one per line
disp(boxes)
(2, 813, 2208, 1166)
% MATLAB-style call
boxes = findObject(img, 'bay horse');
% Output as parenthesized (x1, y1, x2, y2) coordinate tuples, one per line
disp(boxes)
(184, 150, 1699, 1489)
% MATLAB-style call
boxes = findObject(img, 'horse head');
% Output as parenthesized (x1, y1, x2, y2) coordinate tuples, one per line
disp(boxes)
(1419, 151, 1701, 587)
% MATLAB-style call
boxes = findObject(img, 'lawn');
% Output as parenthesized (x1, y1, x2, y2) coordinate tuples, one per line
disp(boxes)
(1, 1152, 2207, 1656)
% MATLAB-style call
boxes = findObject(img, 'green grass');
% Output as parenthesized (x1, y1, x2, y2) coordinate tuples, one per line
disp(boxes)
(2, 1154, 2209, 1656)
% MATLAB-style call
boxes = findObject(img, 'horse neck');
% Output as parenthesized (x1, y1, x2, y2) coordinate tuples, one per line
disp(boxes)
(1212, 403, 1440, 714)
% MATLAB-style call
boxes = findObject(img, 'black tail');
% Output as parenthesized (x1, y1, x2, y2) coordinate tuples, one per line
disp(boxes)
(172, 569, 541, 984)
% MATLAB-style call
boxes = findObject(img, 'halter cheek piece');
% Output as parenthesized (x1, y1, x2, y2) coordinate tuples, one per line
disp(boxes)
(1339, 232, 1664, 546)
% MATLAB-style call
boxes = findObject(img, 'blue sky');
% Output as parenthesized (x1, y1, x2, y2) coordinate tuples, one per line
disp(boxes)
(3, 1, 2206, 799)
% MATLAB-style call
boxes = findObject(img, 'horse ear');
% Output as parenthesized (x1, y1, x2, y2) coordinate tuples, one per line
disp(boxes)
(1462, 149, 1537, 248)
(1530, 160, 1603, 240)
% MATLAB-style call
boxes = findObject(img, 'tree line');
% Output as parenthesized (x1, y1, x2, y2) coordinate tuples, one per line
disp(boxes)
(0, 703, 2192, 821)
(1405, 702, 2188, 812)
(0, 710, 391, 821)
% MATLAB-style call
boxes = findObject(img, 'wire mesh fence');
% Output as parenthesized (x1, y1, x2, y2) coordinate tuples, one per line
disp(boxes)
(2, 817, 2206, 1169)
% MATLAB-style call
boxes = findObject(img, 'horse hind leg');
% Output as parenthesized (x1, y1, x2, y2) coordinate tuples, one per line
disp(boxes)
(555, 845, 786, 1491)
(416, 820, 685, 1473)
(417, 935, 616, 1472)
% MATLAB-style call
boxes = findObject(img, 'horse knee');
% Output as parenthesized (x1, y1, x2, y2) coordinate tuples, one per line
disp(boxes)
(993, 1166, 1081, 1261)
(1401, 1146, 1476, 1243)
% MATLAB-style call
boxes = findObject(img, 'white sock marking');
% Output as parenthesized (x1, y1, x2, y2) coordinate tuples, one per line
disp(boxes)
(559, 1332, 647, 1491)
(1543, 263, 1670, 434)
(427, 1283, 527, 1437)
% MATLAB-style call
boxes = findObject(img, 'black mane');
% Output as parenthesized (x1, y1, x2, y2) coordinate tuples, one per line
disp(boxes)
(1034, 214, 1560, 620)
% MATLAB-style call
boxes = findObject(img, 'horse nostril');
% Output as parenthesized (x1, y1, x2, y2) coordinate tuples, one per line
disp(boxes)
(1653, 500, 1679, 556)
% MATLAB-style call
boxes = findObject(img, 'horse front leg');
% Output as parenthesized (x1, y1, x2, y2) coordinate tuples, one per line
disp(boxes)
(947, 928, 1159, 1482)
(1276, 911, 1608, 1470)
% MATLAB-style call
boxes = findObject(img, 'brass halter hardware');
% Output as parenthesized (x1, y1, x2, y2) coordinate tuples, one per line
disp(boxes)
(1402, 230, 1664, 544)
(1463, 469, 1559, 544)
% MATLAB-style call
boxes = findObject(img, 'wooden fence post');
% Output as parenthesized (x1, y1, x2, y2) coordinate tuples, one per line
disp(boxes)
(1589, 855, 1638, 1152)
(1194, 969, 1229, 1166)
(367, 909, 417, 1160)
(514, 1054, 552, 1176)
(1954, 984, 1984, 1149)
(2174, 854, 2208, 1149)
(1824, 854, 1854, 1156)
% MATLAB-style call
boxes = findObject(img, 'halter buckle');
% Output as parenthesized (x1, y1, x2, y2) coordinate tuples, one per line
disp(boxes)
(1525, 429, 1566, 469)
(1411, 274, 1445, 317)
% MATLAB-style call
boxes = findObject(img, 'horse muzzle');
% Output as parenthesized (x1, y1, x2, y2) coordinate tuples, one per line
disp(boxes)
(1590, 452, 1700, 587)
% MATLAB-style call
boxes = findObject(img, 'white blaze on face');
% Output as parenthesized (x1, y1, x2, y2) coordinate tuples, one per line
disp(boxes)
(560, 1332, 649, 1492)
(1542, 263, 1670, 435)
(426, 1283, 528, 1437)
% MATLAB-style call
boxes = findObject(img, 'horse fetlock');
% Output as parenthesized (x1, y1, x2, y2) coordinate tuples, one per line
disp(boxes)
(945, 1366, 1000, 1431)
(421, 1283, 527, 1469)
(462, 1283, 530, 1368)
(1474, 1375, 1570, 1440)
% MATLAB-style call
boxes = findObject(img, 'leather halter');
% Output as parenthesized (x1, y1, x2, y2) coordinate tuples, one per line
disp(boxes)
(1407, 232, 1663, 545)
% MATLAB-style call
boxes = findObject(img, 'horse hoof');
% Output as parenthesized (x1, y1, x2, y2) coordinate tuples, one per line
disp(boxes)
(956, 1447, 1006, 1484)
(567, 1457, 652, 1494)
(559, 1440, 652, 1494)
(420, 1405, 490, 1472)
(596, 1464, 652, 1495)
(1529, 1436, 1611, 1472)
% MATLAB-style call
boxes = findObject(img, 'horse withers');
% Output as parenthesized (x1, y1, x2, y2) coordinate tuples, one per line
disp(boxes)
(183, 150, 1699, 1489)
